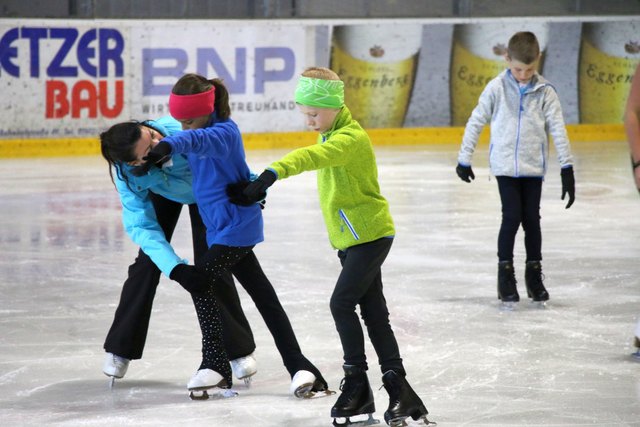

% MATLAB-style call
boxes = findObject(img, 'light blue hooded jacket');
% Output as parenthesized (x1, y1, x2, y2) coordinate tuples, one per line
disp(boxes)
(113, 116, 194, 277)
(458, 69, 573, 177)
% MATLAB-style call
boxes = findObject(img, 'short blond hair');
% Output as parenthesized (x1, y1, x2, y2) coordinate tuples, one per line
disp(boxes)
(301, 67, 341, 81)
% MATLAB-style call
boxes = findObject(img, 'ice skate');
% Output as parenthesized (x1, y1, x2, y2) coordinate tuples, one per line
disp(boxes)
(103, 352, 129, 388)
(497, 260, 519, 311)
(381, 370, 435, 427)
(290, 369, 335, 399)
(525, 261, 549, 308)
(331, 365, 379, 426)
(230, 353, 257, 387)
(187, 368, 234, 400)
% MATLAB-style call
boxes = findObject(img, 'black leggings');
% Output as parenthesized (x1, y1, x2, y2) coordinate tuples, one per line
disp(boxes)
(196, 245, 325, 383)
(103, 193, 255, 362)
(496, 176, 543, 262)
(330, 237, 404, 375)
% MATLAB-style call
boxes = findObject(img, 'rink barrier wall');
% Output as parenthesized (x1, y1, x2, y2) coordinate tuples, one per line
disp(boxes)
(0, 124, 626, 158)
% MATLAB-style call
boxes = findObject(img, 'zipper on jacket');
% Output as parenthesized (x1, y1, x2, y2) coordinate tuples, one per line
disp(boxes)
(339, 209, 360, 240)
(514, 86, 527, 177)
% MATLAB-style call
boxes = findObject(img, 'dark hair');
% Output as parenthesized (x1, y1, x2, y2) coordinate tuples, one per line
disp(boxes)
(172, 73, 231, 120)
(99, 121, 144, 189)
(507, 31, 540, 65)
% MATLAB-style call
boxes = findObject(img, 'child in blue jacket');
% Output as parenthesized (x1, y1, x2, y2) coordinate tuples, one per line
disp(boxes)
(143, 73, 328, 398)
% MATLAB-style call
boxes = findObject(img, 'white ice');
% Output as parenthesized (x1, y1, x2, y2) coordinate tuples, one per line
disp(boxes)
(1, 141, 639, 426)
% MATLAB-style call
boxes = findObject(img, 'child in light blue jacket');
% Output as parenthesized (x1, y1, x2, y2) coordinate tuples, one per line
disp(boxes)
(456, 31, 575, 310)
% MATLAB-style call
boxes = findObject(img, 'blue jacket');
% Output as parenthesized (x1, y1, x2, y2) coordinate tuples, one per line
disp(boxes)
(113, 116, 194, 277)
(458, 69, 573, 177)
(162, 115, 263, 248)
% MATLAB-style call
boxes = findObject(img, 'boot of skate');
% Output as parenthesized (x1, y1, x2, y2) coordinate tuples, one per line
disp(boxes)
(103, 353, 129, 379)
(497, 260, 519, 307)
(524, 261, 549, 302)
(331, 365, 376, 419)
(187, 368, 233, 400)
(381, 370, 430, 426)
(230, 353, 257, 386)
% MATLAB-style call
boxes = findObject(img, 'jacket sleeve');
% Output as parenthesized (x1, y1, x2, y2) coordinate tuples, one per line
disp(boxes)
(542, 86, 573, 168)
(458, 82, 495, 166)
(269, 133, 354, 179)
(114, 171, 186, 277)
(162, 122, 239, 159)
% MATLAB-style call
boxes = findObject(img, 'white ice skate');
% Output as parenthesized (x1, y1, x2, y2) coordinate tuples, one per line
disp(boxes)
(187, 368, 235, 400)
(290, 370, 335, 399)
(230, 353, 257, 387)
(103, 352, 129, 388)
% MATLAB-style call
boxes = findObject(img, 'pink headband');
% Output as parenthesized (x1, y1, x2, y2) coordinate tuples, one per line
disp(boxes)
(168, 88, 215, 119)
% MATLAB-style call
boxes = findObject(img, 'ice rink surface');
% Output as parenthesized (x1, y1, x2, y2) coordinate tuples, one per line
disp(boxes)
(1, 141, 639, 426)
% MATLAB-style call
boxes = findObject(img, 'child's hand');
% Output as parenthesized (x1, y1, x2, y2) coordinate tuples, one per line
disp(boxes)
(242, 170, 277, 202)
(143, 141, 172, 167)
(561, 166, 575, 209)
(456, 164, 475, 183)
(169, 264, 210, 296)
(227, 181, 256, 206)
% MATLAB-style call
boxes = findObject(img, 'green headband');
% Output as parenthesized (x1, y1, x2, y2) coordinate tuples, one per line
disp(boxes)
(294, 76, 344, 109)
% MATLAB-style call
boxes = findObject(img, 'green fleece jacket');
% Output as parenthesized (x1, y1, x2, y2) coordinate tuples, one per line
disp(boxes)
(269, 106, 395, 250)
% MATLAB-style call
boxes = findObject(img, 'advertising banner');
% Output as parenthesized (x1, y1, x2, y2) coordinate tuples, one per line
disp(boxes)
(0, 17, 639, 140)
(0, 19, 313, 139)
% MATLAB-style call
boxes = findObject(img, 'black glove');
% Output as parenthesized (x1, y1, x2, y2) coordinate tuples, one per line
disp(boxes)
(456, 164, 475, 183)
(227, 181, 254, 206)
(143, 141, 172, 167)
(561, 166, 575, 209)
(242, 170, 277, 203)
(169, 264, 210, 296)
(227, 181, 267, 209)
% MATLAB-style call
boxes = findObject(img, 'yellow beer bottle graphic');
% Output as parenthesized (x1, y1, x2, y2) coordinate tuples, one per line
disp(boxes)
(450, 23, 549, 126)
(330, 23, 423, 128)
(579, 21, 640, 123)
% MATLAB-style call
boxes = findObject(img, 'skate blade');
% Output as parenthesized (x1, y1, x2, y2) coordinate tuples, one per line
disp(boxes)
(108, 376, 115, 389)
(296, 386, 336, 399)
(499, 301, 518, 311)
(530, 300, 548, 309)
(242, 376, 253, 388)
(631, 351, 640, 362)
(388, 415, 437, 426)
(188, 388, 238, 400)
(333, 413, 380, 426)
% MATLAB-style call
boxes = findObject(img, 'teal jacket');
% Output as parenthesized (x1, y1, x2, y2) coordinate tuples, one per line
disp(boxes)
(113, 117, 193, 277)
(269, 106, 395, 250)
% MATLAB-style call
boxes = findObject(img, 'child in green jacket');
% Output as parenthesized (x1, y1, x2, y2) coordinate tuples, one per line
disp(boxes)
(229, 67, 433, 427)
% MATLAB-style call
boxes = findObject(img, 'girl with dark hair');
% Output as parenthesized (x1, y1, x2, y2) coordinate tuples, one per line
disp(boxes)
(100, 117, 258, 397)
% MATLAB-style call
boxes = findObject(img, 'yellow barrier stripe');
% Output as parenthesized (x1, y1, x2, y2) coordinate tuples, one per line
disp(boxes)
(0, 124, 626, 158)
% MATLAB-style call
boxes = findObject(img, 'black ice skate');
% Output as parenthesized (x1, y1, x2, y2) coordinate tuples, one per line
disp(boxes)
(525, 261, 549, 308)
(331, 365, 380, 427)
(497, 260, 519, 310)
(381, 370, 435, 427)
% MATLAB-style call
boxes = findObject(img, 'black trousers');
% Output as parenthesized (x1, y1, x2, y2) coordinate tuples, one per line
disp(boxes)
(496, 176, 543, 262)
(198, 245, 323, 380)
(103, 193, 255, 360)
(330, 237, 404, 375)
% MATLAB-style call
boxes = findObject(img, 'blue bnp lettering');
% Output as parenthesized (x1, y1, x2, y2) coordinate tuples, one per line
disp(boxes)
(0, 27, 124, 78)
(142, 48, 188, 96)
(197, 48, 246, 94)
(254, 47, 294, 93)
(143, 46, 295, 96)
(0, 28, 19, 76)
